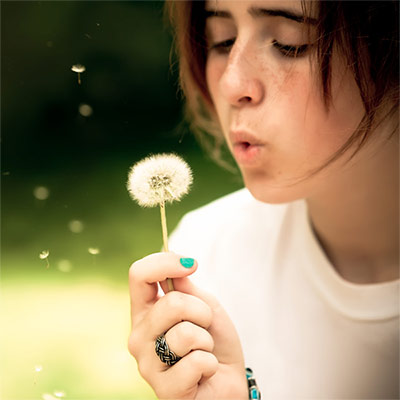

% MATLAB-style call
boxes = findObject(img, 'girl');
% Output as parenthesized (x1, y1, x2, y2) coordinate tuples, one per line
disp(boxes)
(128, 1, 399, 399)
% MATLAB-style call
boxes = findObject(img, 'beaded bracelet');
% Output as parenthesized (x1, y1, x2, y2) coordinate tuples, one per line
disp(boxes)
(246, 367, 261, 399)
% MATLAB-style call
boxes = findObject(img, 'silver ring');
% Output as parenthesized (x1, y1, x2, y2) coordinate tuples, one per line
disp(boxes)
(155, 333, 182, 366)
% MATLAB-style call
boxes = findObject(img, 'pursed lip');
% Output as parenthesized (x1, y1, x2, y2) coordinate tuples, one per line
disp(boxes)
(230, 130, 264, 147)
(230, 130, 265, 166)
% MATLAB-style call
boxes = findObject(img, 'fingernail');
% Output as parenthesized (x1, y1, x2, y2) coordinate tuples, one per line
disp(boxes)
(180, 257, 195, 268)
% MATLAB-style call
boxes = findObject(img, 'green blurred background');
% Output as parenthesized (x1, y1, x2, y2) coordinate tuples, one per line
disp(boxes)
(1, 1, 243, 399)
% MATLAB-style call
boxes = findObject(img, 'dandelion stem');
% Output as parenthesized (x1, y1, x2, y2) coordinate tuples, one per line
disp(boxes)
(160, 199, 169, 252)
(159, 198, 174, 292)
(78, 73, 81, 85)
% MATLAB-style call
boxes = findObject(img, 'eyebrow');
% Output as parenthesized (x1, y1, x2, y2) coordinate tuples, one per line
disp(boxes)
(204, 7, 317, 25)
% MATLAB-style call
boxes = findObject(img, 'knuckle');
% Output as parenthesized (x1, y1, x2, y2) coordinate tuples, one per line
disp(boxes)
(137, 357, 152, 381)
(129, 259, 147, 283)
(190, 350, 218, 370)
(175, 321, 197, 347)
(127, 329, 141, 358)
(163, 290, 186, 313)
(202, 304, 213, 328)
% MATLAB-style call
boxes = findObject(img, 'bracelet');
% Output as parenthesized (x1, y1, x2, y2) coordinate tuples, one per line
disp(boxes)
(246, 367, 261, 399)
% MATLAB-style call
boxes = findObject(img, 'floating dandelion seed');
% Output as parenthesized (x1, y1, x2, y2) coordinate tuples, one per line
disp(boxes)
(68, 220, 84, 233)
(39, 251, 50, 268)
(78, 103, 93, 117)
(127, 153, 192, 292)
(34, 365, 43, 385)
(88, 247, 100, 255)
(34, 186, 50, 200)
(71, 64, 86, 85)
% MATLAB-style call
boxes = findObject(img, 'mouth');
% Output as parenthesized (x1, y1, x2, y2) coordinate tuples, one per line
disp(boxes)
(231, 131, 264, 166)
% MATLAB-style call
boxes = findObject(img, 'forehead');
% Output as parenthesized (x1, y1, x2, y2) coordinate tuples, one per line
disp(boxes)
(205, 0, 303, 12)
(204, 0, 318, 25)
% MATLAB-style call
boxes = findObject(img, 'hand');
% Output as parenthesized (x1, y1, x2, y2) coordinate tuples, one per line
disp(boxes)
(128, 252, 248, 400)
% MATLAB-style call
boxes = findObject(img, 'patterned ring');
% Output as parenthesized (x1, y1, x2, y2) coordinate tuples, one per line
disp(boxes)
(155, 333, 182, 366)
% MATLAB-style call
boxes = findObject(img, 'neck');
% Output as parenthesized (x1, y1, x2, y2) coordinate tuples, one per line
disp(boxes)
(307, 132, 399, 285)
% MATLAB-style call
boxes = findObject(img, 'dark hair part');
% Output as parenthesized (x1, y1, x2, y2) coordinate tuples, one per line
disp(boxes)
(166, 1, 399, 170)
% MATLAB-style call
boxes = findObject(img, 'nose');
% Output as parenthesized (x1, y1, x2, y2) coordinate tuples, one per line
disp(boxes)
(219, 44, 264, 107)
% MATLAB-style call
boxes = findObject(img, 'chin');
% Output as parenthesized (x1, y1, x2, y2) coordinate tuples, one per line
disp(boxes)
(243, 173, 305, 205)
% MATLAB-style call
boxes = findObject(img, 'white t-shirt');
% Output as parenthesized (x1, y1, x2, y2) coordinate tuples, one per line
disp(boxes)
(169, 188, 399, 399)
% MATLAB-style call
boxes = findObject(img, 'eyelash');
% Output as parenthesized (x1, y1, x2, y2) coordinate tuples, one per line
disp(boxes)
(209, 38, 309, 58)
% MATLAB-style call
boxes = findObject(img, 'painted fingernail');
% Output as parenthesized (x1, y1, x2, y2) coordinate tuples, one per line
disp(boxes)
(180, 258, 195, 268)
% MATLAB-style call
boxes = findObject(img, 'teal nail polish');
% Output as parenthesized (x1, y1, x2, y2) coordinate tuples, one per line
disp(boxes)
(180, 258, 195, 268)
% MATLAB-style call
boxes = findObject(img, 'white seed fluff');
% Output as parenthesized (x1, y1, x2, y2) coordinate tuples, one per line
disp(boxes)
(127, 153, 192, 207)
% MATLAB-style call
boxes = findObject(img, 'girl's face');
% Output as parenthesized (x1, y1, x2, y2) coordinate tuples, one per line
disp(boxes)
(205, 0, 365, 203)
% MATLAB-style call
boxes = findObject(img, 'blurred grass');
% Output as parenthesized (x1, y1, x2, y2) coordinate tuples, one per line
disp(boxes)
(1, 149, 243, 399)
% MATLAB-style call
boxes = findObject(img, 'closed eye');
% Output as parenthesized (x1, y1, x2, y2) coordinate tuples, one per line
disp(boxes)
(208, 37, 310, 58)
(208, 38, 236, 54)
(272, 40, 309, 58)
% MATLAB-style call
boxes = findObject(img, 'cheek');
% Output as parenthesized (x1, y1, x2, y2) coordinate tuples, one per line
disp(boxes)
(205, 57, 224, 107)
(281, 63, 365, 159)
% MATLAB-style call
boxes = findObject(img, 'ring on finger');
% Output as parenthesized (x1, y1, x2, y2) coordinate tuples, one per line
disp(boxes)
(155, 333, 182, 366)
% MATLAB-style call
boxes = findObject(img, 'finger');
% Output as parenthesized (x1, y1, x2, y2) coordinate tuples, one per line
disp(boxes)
(129, 252, 197, 309)
(136, 290, 213, 341)
(171, 276, 245, 365)
(164, 321, 214, 359)
(155, 350, 218, 400)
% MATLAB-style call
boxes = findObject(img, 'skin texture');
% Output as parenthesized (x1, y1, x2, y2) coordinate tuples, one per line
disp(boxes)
(129, 1, 398, 398)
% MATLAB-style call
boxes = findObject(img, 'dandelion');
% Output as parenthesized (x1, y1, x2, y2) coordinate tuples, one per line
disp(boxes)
(39, 250, 50, 268)
(53, 390, 66, 398)
(71, 64, 85, 85)
(127, 153, 192, 292)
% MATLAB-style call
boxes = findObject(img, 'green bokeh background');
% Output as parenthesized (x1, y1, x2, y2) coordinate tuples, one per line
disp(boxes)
(1, 1, 243, 399)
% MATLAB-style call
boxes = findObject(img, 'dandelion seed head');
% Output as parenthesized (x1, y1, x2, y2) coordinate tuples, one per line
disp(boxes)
(68, 220, 84, 233)
(127, 153, 192, 207)
(53, 390, 66, 398)
(39, 251, 49, 260)
(88, 247, 100, 255)
(34, 186, 50, 200)
(35, 365, 43, 372)
(71, 64, 85, 73)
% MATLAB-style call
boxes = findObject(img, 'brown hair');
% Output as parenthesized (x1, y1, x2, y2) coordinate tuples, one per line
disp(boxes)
(165, 1, 399, 170)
